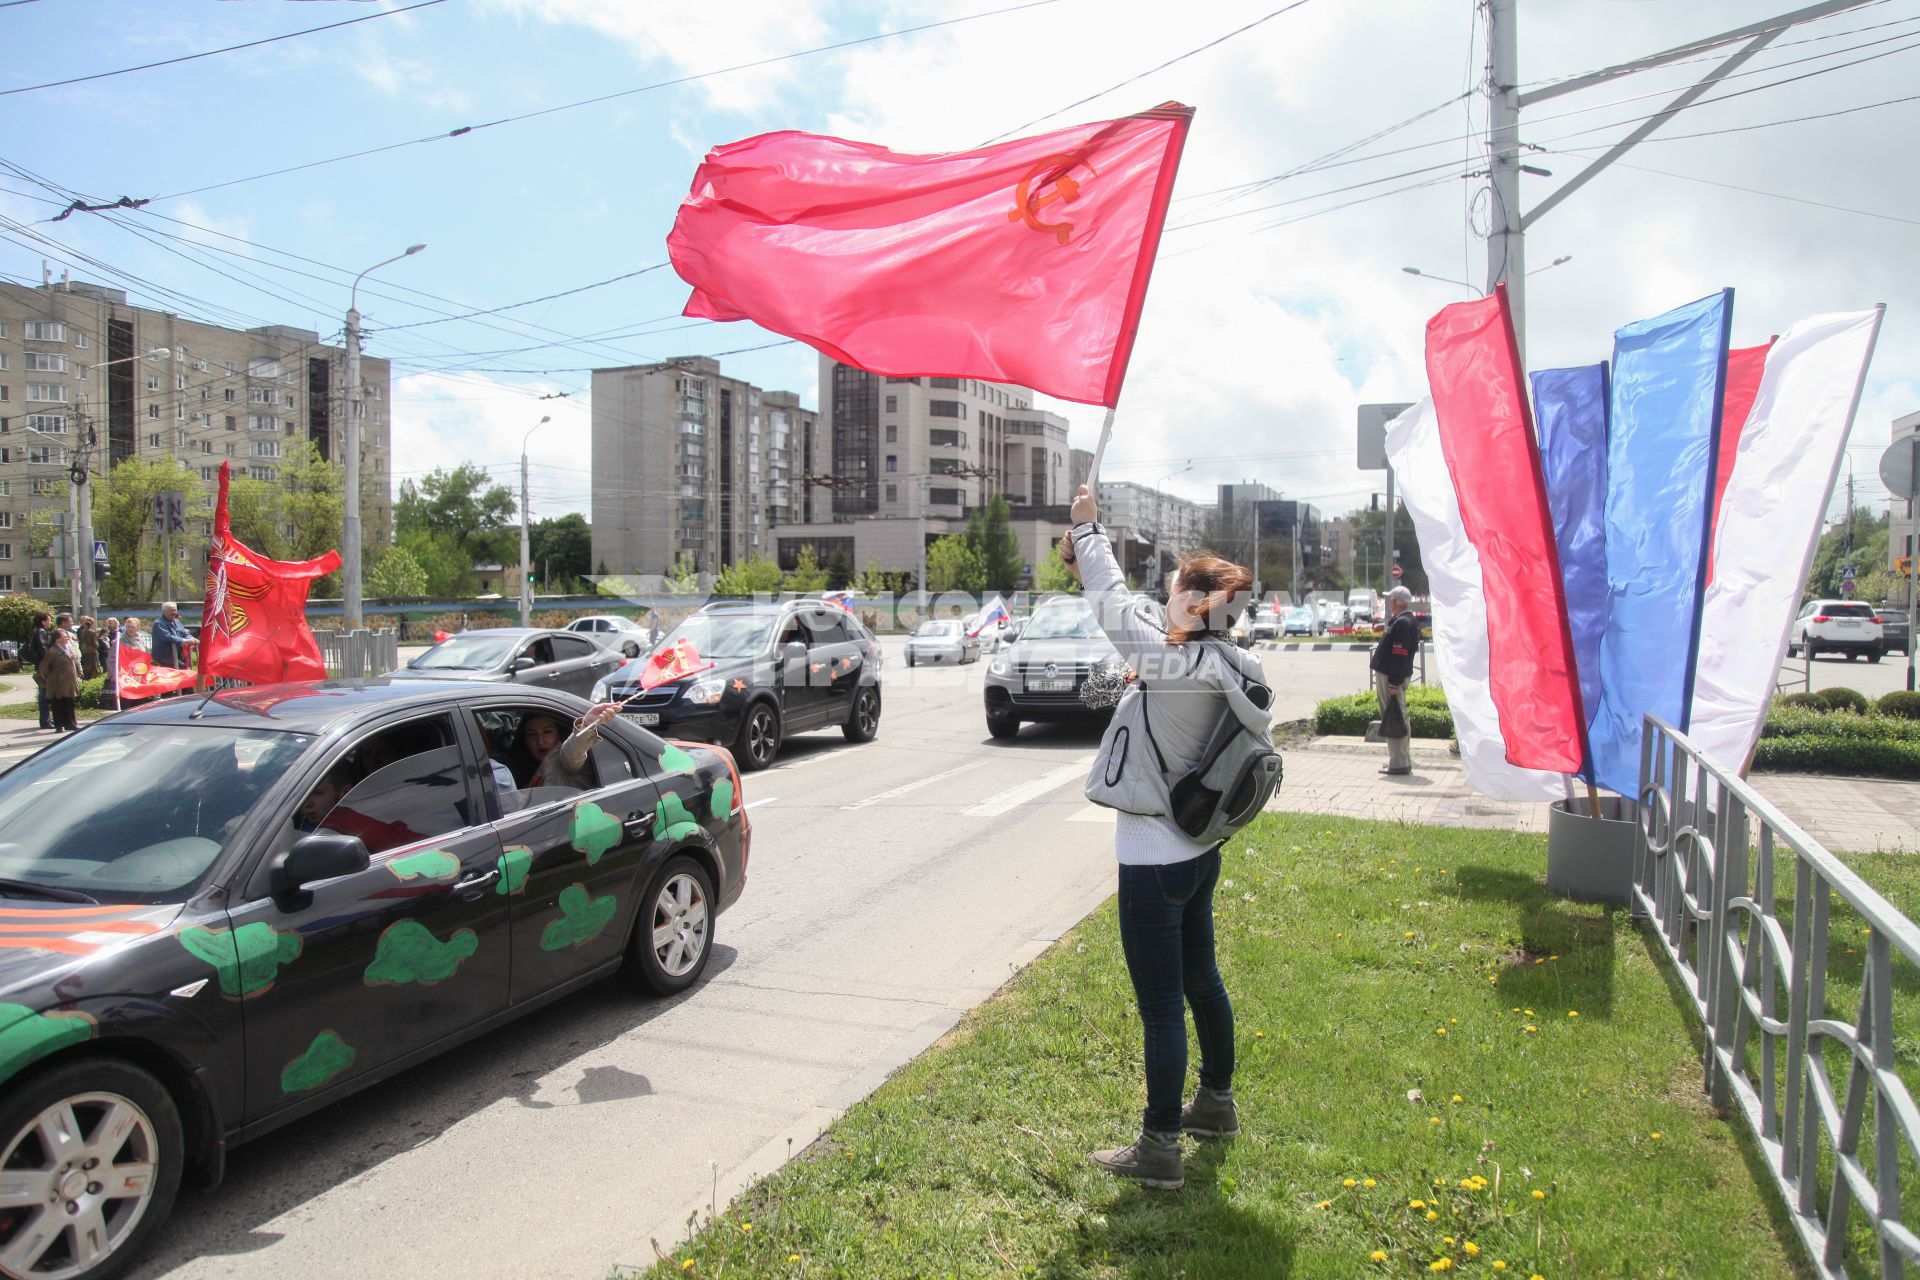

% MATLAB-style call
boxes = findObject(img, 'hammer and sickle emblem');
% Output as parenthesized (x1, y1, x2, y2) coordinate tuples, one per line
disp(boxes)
(1008, 154, 1097, 245)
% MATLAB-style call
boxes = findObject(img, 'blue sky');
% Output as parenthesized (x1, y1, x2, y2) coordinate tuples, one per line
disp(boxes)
(5, 0, 1917, 531)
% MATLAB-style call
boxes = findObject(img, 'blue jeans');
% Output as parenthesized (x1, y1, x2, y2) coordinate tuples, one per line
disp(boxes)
(1116, 847, 1234, 1135)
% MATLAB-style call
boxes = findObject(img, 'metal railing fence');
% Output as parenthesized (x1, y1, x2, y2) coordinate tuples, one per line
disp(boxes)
(315, 628, 399, 679)
(1636, 713, 1920, 1278)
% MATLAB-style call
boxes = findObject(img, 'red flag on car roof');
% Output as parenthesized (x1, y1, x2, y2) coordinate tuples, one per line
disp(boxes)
(638, 638, 713, 691)
(667, 104, 1194, 407)
(197, 462, 341, 687)
(115, 641, 196, 701)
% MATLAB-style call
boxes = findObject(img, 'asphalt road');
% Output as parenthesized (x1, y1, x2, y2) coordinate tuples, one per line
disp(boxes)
(133, 637, 1138, 1279)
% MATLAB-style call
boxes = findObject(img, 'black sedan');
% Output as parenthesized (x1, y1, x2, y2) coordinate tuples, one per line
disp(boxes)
(387, 627, 624, 700)
(0, 679, 748, 1280)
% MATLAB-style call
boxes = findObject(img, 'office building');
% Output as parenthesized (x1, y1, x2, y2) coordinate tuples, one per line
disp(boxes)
(589, 357, 820, 577)
(767, 358, 1076, 584)
(0, 277, 390, 602)
(1096, 480, 1214, 582)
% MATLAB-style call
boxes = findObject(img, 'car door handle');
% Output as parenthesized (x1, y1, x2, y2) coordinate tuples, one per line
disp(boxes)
(454, 868, 501, 897)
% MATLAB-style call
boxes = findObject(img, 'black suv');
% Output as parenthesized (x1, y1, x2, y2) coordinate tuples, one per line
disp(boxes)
(594, 600, 882, 770)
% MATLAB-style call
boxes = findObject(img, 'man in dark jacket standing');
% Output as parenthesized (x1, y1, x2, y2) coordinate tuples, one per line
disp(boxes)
(22, 611, 52, 730)
(1369, 586, 1418, 776)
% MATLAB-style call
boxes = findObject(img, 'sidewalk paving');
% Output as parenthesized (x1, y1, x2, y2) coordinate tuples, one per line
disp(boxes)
(1282, 735, 1920, 855)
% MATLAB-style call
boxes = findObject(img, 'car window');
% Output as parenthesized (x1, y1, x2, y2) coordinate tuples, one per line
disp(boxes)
(1826, 603, 1877, 619)
(315, 743, 472, 856)
(552, 634, 598, 660)
(664, 612, 780, 659)
(519, 637, 557, 666)
(776, 617, 806, 649)
(807, 613, 852, 646)
(471, 705, 602, 814)
(412, 632, 517, 671)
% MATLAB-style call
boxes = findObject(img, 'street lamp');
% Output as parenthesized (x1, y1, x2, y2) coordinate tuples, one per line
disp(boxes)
(1528, 253, 1573, 278)
(519, 415, 551, 627)
(343, 243, 426, 628)
(1401, 266, 1479, 294)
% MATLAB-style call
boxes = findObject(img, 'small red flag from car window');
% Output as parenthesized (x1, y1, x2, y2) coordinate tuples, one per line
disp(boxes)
(639, 638, 714, 691)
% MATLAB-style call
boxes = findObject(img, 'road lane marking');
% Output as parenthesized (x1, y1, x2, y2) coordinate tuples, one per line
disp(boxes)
(841, 761, 984, 810)
(961, 755, 1095, 819)
(746, 796, 779, 809)
(1067, 805, 1116, 824)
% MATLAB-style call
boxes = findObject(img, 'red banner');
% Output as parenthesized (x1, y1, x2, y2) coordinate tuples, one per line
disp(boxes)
(198, 462, 342, 687)
(116, 642, 196, 702)
(668, 104, 1194, 407)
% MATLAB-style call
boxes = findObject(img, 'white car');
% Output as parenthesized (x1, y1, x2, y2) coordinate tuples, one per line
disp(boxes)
(565, 614, 653, 658)
(1788, 599, 1884, 662)
(905, 619, 981, 666)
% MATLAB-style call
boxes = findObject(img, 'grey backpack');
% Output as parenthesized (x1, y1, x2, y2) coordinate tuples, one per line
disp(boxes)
(1143, 644, 1283, 845)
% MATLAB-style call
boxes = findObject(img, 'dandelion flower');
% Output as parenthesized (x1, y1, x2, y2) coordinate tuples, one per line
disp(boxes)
(1492, 1263, 1508, 1272)
(1406, 931, 1417, 938)
(1426, 1210, 1440, 1222)
(788, 1256, 801, 1264)
(1568, 1011, 1579, 1018)
(1364, 1178, 1378, 1188)
(1443, 1236, 1456, 1246)
(742, 1223, 754, 1232)
(1549, 954, 1559, 960)
(1436, 1027, 1448, 1036)
(1534, 958, 1545, 965)
(681, 1262, 695, 1272)
(1531, 1274, 1546, 1280)
(1317, 1200, 1332, 1210)
(1531, 1189, 1547, 1200)
(1464, 1242, 1481, 1258)
(1255, 1030, 1267, 1039)
(1650, 1131, 1663, 1140)
(1410, 1199, 1426, 1210)
(1524, 1009, 1534, 1017)
(1524, 1025, 1537, 1033)
(1430, 1256, 1453, 1270)
(1430, 1116, 1442, 1125)
(1371, 1251, 1390, 1263)
(1451, 1094, 1463, 1104)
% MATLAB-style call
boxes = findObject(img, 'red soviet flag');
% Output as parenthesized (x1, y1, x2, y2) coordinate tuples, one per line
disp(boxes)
(667, 104, 1194, 407)
(638, 638, 714, 692)
(198, 462, 342, 686)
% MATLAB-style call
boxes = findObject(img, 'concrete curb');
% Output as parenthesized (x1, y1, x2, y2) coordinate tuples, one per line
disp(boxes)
(636, 879, 1117, 1265)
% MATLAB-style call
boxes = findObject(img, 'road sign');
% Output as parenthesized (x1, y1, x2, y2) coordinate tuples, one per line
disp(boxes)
(1882, 436, 1919, 500)
(92, 540, 107, 564)
(151, 491, 186, 535)
(1391, 564, 1404, 580)
(1357, 403, 1414, 471)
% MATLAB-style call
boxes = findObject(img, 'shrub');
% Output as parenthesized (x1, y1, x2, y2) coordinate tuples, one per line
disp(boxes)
(1777, 691, 1828, 711)
(1313, 685, 1453, 739)
(1879, 691, 1920, 721)
(1751, 734, 1920, 780)
(1761, 706, 1920, 744)
(0, 594, 48, 645)
(75, 676, 110, 712)
(1813, 686, 1871, 714)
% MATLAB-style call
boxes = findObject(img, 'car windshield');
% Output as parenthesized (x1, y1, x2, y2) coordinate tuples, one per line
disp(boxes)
(1287, 609, 1311, 622)
(666, 613, 777, 659)
(0, 725, 313, 902)
(1023, 604, 1103, 641)
(916, 621, 960, 637)
(412, 633, 519, 670)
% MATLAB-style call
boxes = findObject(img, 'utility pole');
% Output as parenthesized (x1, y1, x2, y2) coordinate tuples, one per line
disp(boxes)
(343, 244, 426, 628)
(1483, 0, 1876, 356)
(1383, 467, 1395, 597)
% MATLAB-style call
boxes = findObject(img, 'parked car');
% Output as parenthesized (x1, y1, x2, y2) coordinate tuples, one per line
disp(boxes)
(0, 679, 747, 1280)
(1248, 613, 1282, 641)
(1787, 599, 1885, 662)
(565, 614, 651, 658)
(982, 595, 1158, 739)
(388, 628, 626, 699)
(590, 599, 882, 771)
(1282, 606, 1317, 637)
(906, 619, 981, 666)
(1876, 608, 1911, 656)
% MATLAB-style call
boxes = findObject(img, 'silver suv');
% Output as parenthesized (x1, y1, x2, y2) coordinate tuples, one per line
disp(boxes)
(1789, 599, 1884, 662)
(982, 594, 1163, 739)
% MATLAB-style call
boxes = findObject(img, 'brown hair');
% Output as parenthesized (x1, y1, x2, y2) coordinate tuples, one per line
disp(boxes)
(1168, 551, 1253, 644)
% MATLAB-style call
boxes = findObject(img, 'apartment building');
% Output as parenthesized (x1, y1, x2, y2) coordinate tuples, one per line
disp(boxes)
(764, 358, 1077, 583)
(1893, 409, 1918, 609)
(589, 357, 820, 577)
(0, 278, 390, 601)
(1096, 480, 1214, 582)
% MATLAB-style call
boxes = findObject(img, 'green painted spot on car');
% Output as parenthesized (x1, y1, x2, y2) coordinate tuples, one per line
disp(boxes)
(539, 883, 617, 952)
(0, 1003, 95, 1081)
(569, 801, 622, 864)
(388, 849, 462, 882)
(176, 922, 303, 998)
(497, 845, 533, 894)
(363, 920, 479, 987)
(281, 1029, 356, 1094)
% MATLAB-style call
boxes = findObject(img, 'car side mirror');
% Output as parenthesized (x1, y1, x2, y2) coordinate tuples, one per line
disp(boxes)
(271, 831, 369, 896)
(510, 655, 537, 673)
(782, 640, 807, 668)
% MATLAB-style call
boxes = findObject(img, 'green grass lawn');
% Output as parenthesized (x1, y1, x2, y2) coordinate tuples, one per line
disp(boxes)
(632, 813, 1920, 1279)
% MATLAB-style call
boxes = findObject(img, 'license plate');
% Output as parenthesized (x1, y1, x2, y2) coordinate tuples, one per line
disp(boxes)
(1838, 620, 1861, 628)
(1027, 678, 1073, 692)
(631, 712, 660, 725)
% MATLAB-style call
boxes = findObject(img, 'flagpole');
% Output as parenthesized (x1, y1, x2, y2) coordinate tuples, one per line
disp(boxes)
(1087, 406, 1116, 492)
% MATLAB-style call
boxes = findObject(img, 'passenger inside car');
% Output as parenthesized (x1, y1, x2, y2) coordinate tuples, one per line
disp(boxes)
(518, 637, 556, 667)
(296, 764, 357, 833)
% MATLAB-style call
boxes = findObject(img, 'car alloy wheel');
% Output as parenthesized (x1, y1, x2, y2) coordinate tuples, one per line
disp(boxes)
(652, 871, 710, 978)
(844, 686, 880, 742)
(737, 704, 780, 770)
(0, 1090, 161, 1280)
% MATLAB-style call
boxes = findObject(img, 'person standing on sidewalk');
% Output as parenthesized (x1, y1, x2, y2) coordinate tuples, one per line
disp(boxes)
(77, 616, 100, 681)
(1064, 483, 1268, 1192)
(22, 611, 52, 731)
(39, 627, 80, 734)
(1371, 586, 1418, 777)
(153, 602, 191, 669)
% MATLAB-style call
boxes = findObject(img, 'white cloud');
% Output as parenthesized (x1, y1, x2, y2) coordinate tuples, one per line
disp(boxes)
(390, 372, 593, 520)
(481, 0, 830, 113)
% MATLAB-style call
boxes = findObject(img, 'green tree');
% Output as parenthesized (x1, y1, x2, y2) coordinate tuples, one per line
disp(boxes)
(964, 493, 1023, 591)
(1036, 542, 1080, 593)
(825, 547, 854, 591)
(368, 546, 429, 599)
(1807, 506, 1887, 600)
(664, 551, 702, 595)
(784, 545, 828, 593)
(714, 554, 785, 596)
(854, 558, 892, 595)
(90, 457, 207, 604)
(396, 528, 475, 598)
(395, 463, 518, 569)
(926, 535, 985, 593)
(530, 513, 592, 590)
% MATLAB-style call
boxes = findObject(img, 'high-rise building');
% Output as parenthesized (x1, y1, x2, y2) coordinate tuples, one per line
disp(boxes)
(766, 358, 1076, 584)
(1096, 480, 1214, 582)
(1892, 410, 1919, 609)
(0, 278, 390, 603)
(589, 357, 819, 577)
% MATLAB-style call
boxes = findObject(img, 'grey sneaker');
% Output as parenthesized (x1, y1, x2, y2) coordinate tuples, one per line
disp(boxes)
(1089, 1132, 1184, 1190)
(1181, 1087, 1240, 1138)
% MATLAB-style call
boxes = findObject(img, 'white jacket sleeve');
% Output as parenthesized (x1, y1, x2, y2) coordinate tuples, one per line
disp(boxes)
(1070, 523, 1209, 690)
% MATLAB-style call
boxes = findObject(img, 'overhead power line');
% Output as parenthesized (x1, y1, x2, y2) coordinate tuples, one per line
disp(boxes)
(377, 265, 672, 331)
(145, 0, 1064, 205)
(0, 0, 449, 97)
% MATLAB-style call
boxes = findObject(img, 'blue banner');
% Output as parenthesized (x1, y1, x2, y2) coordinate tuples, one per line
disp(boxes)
(1589, 290, 1732, 794)
(1530, 363, 1609, 781)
